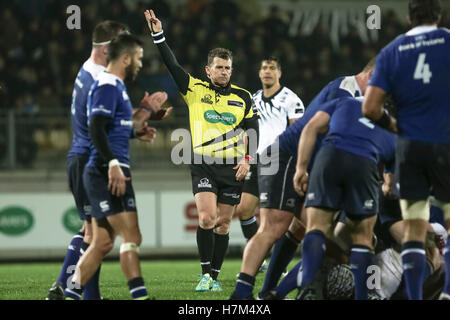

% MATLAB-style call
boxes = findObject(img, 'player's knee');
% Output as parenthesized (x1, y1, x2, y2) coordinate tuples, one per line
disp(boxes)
(93, 238, 114, 255)
(198, 213, 216, 229)
(215, 218, 231, 234)
(120, 242, 140, 255)
(236, 203, 254, 220)
(400, 199, 430, 220)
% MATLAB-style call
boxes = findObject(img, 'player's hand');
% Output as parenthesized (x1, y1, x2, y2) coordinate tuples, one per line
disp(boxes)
(136, 123, 157, 143)
(234, 158, 250, 181)
(293, 168, 308, 196)
(140, 91, 172, 121)
(108, 164, 131, 197)
(144, 9, 162, 34)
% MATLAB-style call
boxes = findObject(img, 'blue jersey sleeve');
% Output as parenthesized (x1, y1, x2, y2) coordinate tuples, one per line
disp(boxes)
(89, 84, 120, 118)
(320, 98, 341, 116)
(369, 48, 392, 93)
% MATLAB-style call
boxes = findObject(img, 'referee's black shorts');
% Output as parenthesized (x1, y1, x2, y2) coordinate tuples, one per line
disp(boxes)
(190, 163, 243, 206)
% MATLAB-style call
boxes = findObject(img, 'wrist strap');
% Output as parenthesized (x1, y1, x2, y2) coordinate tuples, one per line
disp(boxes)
(139, 105, 153, 115)
(244, 155, 253, 162)
(374, 109, 392, 130)
(108, 159, 120, 168)
(151, 30, 165, 44)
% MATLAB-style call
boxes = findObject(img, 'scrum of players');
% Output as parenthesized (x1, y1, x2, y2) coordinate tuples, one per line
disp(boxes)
(47, 0, 450, 300)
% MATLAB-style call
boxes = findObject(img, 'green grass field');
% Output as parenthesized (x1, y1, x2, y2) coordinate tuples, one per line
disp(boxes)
(0, 259, 298, 300)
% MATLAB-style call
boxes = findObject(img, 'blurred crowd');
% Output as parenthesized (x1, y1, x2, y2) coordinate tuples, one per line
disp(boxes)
(1, 0, 449, 152)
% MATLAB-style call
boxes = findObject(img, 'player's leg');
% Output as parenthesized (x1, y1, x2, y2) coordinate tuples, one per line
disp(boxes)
(47, 155, 89, 300)
(259, 207, 305, 297)
(299, 206, 334, 289)
(81, 219, 103, 300)
(236, 192, 259, 241)
(236, 164, 260, 241)
(64, 217, 115, 300)
(231, 207, 293, 299)
(347, 214, 377, 300)
(396, 138, 433, 300)
(106, 210, 148, 299)
(208, 202, 235, 291)
(194, 191, 218, 291)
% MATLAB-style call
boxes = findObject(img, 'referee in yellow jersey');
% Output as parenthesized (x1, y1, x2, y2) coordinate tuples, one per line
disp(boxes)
(145, 10, 259, 292)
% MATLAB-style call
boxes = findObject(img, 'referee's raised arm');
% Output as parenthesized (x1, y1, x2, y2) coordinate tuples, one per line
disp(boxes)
(144, 9, 190, 95)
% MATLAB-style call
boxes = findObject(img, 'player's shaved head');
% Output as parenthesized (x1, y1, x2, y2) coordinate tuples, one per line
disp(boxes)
(107, 34, 143, 63)
(408, 0, 441, 27)
(92, 20, 129, 46)
(362, 57, 376, 73)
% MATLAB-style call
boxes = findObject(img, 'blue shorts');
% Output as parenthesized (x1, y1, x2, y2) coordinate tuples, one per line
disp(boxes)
(66, 154, 91, 222)
(396, 137, 450, 202)
(83, 165, 137, 220)
(305, 146, 379, 219)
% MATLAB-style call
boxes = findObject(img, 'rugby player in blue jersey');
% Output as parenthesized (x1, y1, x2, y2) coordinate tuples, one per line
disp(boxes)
(46, 21, 129, 300)
(362, 0, 450, 300)
(63, 34, 166, 300)
(47, 21, 169, 300)
(231, 60, 375, 299)
(294, 96, 396, 300)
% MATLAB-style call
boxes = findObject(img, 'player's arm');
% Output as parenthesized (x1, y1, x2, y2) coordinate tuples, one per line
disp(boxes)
(362, 86, 397, 133)
(293, 111, 330, 196)
(144, 9, 190, 95)
(234, 97, 259, 181)
(89, 114, 130, 197)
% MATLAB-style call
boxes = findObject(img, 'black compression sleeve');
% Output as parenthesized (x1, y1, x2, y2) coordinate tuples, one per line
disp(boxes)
(155, 37, 190, 94)
(243, 116, 259, 160)
(89, 114, 115, 163)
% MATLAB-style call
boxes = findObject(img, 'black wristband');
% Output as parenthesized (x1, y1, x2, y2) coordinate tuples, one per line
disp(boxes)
(374, 109, 392, 130)
(151, 30, 165, 44)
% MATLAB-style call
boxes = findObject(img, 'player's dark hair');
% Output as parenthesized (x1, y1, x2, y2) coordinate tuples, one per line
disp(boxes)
(92, 20, 129, 46)
(408, 0, 441, 27)
(362, 57, 376, 73)
(207, 48, 233, 66)
(107, 34, 143, 63)
(261, 56, 281, 71)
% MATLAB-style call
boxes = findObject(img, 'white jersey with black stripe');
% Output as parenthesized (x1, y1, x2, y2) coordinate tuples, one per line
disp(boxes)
(253, 86, 305, 154)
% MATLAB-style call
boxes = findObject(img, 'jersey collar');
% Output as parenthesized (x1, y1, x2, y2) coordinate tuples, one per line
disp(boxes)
(262, 86, 284, 102)
(406, 25, 438, 36)
(208, 78, 231, 95)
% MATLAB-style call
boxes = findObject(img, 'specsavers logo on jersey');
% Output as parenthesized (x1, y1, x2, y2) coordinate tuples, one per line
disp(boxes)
(0, 206, 34, 236)
(204, 110, 236, 125)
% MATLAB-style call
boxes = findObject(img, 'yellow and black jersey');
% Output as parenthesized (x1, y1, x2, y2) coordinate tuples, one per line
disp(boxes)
(182, 75, 257, 160)
(153, 32, 259, 161)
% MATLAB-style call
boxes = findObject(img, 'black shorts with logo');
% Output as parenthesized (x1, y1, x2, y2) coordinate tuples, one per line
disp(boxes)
(305, 146, 379, 219)
(190, 163, 244, 205)
(83, 165, 137, 220)
(258, 146, 303, 216)
(66, 154, 92, 222)
(396, 137, 450, 202)
(242, 164, 259, 198)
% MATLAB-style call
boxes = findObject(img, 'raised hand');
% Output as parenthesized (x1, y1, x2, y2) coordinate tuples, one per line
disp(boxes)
(141, 91, 168, 113)
(144, 9, 162, 33)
